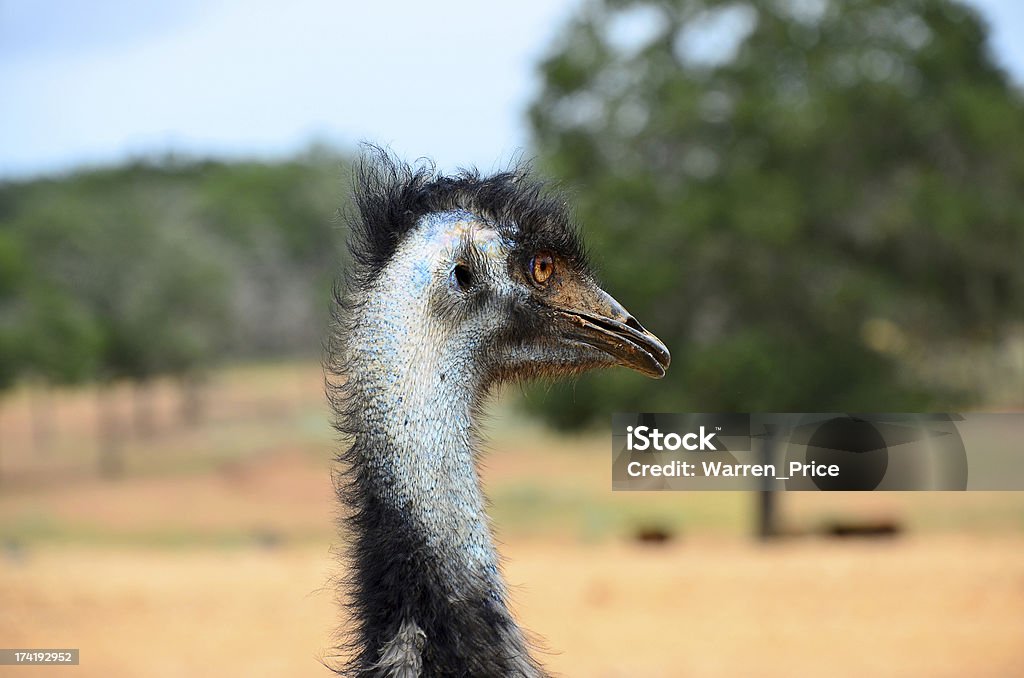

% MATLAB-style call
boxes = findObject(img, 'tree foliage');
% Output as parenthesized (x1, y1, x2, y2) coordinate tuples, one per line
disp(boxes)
(0, 231, 27, 392)
(0, 146, 352, 391)
(527, 0, 1024, 426)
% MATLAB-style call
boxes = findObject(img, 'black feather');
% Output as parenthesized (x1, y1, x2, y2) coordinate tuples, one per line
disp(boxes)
(346, 145, 588, 290)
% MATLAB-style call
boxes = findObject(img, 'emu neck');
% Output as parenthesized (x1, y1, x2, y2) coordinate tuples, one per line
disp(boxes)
(342, 241, 539, 675)
(353, 332, 496, 589)
(351, 257, 498, 588)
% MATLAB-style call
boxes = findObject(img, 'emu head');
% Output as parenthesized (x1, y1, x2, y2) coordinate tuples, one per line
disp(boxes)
(343, 151, 670, 391)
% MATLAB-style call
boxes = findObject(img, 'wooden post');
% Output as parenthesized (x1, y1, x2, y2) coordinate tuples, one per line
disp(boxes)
(757, 426, 778, 540)
(97, 385, 122, 478)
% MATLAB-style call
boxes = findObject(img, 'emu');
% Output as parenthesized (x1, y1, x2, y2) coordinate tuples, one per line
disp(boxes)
(327, 150, 670, 676)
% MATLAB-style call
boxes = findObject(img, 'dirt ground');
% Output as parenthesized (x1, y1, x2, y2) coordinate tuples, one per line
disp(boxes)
(1, 537, 1022, 677)
(0, 364, 1022, 676)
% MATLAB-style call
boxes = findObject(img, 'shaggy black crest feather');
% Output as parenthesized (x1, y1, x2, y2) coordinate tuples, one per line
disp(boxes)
(346, 145, 587, 289)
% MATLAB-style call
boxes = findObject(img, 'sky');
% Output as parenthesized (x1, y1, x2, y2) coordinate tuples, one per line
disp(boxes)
(1, 0, 1023, 179)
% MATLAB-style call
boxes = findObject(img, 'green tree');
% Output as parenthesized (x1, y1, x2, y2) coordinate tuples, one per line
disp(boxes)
(528, 0, 1024, 426)
(0, 231, 28, 477)
(0, 232, 25, 393)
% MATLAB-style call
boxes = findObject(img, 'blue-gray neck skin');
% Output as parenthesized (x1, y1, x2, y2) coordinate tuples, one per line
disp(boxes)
(337, 211, 543, 676)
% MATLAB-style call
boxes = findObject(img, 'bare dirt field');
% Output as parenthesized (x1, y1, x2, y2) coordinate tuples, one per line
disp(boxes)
(1, 363, 1022, 676)
(1, 536, 1022, 677)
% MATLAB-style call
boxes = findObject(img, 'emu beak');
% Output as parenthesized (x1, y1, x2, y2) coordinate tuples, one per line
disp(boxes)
(554, 282, 671, 379)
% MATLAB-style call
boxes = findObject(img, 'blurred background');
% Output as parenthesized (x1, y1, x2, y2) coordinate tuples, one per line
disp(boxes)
(1, 0, 1022, 676)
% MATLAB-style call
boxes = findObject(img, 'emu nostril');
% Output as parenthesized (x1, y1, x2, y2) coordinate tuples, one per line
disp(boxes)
(624, 315, 645, 333)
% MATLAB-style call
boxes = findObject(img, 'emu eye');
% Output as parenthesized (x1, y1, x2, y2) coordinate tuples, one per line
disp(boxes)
(531, 251, 555, 285)
(452, 263, 474, 290)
